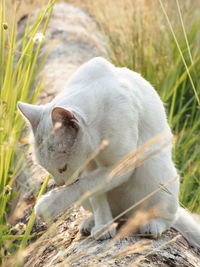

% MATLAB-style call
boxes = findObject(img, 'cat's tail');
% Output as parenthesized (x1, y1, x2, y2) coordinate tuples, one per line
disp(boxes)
(172, 206, 200, 249)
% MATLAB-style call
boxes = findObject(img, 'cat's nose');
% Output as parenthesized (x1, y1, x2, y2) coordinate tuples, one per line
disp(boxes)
(58, 164, 67, 174)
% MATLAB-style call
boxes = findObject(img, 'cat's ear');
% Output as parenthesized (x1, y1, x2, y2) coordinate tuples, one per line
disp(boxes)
(51, 107, 79, 131)
(17, 101, 42, 129)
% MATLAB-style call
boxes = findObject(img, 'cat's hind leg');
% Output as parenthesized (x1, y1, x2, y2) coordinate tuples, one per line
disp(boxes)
(138, 217, 173, 238)
(129, 154, 179, 238)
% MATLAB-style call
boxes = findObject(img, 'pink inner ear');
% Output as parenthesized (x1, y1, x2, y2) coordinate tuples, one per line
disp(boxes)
(51, 107, 77, 125)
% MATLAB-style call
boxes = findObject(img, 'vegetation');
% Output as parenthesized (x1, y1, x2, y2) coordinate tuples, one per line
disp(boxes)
(0, 0, 199, 264)
(0, 0, 55, 263)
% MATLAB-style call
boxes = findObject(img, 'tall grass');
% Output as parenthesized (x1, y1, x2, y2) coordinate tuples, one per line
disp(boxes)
(68, 0, 200, 213)
(0, 0, 55, 263)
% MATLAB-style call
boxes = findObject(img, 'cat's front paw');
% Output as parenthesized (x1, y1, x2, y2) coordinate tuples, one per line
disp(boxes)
(138, 219, 168, 238)
(80, 216, 95, 236)
(91, 224, 117, 241)
(35, 192, 61, 220)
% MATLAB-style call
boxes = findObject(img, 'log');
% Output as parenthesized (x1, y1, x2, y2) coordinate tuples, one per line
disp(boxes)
(24, 207, 200, 266)
(17, 3, 200, 266)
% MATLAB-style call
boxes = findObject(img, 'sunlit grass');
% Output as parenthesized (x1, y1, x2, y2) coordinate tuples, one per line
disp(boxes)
(0, 0, 55, 263)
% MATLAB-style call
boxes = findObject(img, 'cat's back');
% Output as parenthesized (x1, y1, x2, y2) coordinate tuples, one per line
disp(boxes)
(64, 57, 150, 110)
(53, 57, 127, 115)
(115, 65, 171, 143)
(66, 57, 117, 89)
(67, 57, 165, 112)
(53, 57, 169, 134)
(115, 66, 164, 109)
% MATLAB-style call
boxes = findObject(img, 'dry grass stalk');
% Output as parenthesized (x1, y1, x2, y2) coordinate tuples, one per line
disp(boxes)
(65, 175, 178, 262)
(12, 135, 177, 266)
(74, 133, 173, 210)
(111, 240, 152, 260)
(66, 139, 109, 186)
(8, 200, 31, 225)
(108, 132, 172, 181)
(133, 234, 182, 267)
(87, 240, 152, 267)
(114, 208, 159, 241)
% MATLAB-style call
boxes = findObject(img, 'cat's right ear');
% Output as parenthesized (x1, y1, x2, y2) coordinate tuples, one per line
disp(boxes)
(17, 102, 42, 130)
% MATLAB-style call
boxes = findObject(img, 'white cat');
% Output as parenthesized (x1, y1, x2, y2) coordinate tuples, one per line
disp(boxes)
(18, 57, 200, 247)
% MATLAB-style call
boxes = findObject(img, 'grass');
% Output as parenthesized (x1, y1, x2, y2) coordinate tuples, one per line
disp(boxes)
(0, 0, 55, 264)
(0, 0, 200, 264)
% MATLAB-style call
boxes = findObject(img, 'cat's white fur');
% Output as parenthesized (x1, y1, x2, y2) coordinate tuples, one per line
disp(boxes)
(18, 57, 200, 246)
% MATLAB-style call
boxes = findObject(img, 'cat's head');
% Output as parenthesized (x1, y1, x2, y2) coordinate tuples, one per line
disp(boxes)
(18, 102, 88, 185)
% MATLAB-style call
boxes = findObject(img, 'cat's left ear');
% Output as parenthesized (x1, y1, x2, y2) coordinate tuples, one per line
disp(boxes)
(18, 101, 42, 130)
(51, 107, 79, 131)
